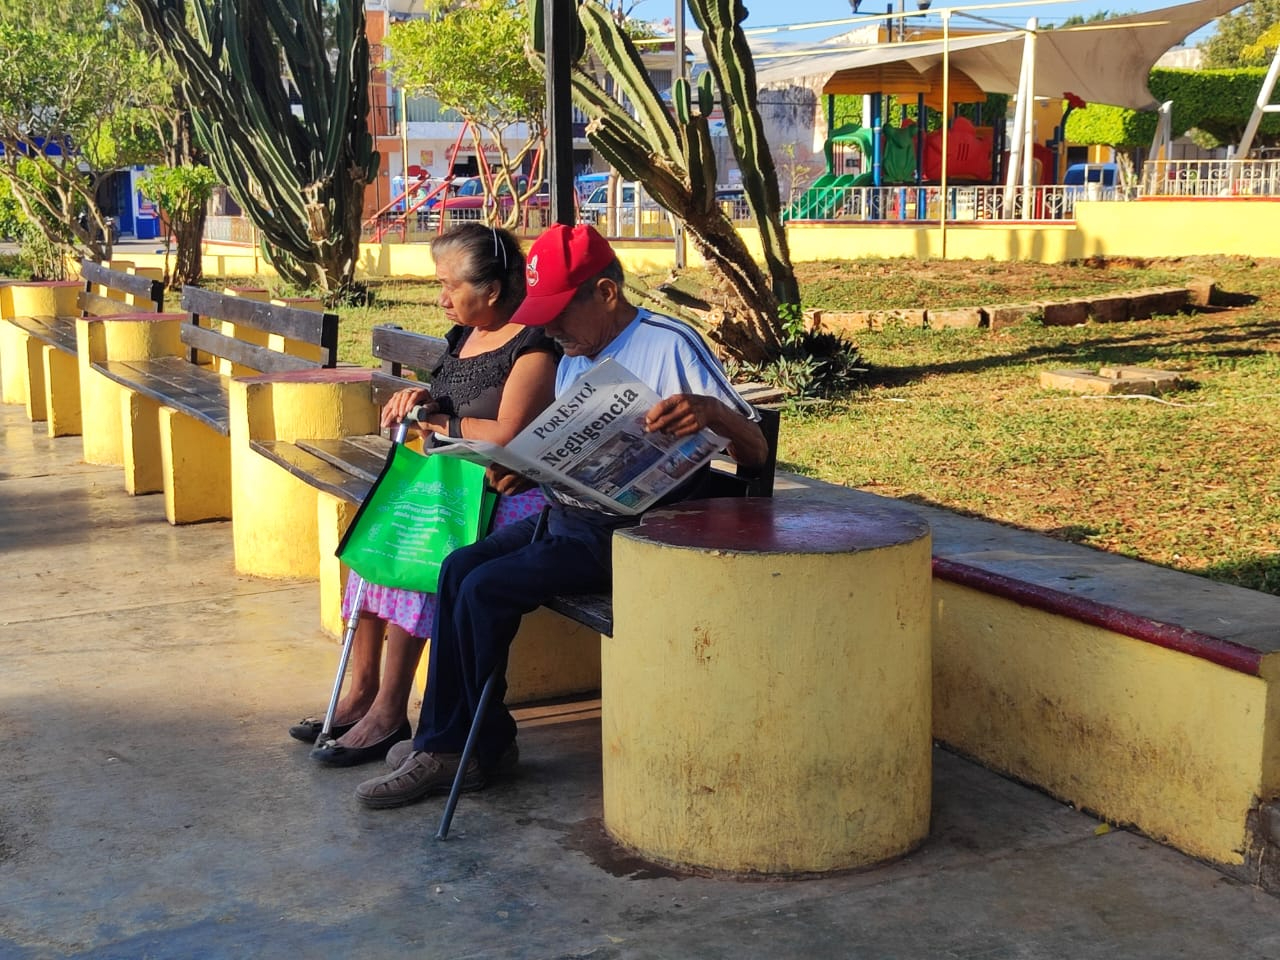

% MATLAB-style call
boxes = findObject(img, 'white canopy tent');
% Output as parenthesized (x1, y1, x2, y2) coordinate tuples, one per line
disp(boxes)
(754, 0, 1244, 217)
(755, 0, 1244, 111)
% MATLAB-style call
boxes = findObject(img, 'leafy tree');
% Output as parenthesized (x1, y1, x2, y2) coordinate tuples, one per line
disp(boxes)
(1243, 21, 1280, 62)
(1202, 0, 1280, 67)
(1054, 10, 1122, 28)
(0, 5, 166, 267)
(384, 0, 546, 228)
(132, 0, 379, 301)
(1064, 68, 1280, 149)
(139, 164, 217, 287)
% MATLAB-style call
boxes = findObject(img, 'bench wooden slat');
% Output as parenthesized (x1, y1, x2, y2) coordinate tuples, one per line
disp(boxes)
(545, 594, 614, 637)
(372, 325, 449, 375)
(80, 260, 164, 307)
(92, 358, 230, 434)
(371, 371, 427, 408)
(295, 437, 391, 484)
(180, 323, 329, 374)
(8, 315, 77, 354)
(78, 290, 153, 317)
(250, 440, 374, 502)
(181, 286, 337, 348)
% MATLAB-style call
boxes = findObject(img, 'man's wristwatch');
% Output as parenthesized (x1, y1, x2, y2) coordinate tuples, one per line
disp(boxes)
(448, 414, 463, 438)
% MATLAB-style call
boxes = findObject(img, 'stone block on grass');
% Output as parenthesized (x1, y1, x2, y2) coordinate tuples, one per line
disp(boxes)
(866, 308, 927, 331)
(1087, 295, 1130, 323)
(926, 307, 984, 330)
(982, 303, 1045, 330)
(1040, 369, 1157, 395)
(1128, 287, 1190, 319)
(1186, 277, 1216, 308)
(1041, 300, 1090, 326)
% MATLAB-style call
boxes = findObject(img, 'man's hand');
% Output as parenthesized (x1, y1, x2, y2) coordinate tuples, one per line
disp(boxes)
(643, 394, 720, 438)
(486, 463, 535, 496)
(643, 393, 768, 467)
(381, 387, 437, 431)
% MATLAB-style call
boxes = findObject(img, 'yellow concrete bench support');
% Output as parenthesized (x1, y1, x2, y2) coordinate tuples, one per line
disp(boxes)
(230, 372, 381, 580)
(0, 282, 80, 420)
(605, 498, 933, 876)
(79, 314, 183, 481)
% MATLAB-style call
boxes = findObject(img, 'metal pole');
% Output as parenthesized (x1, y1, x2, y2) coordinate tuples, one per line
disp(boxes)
(939, 10, 950, 258)
(544, 0, 576, 225)
(1021, 18, 1038, 220)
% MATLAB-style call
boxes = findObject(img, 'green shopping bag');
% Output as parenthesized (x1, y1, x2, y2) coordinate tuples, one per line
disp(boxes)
(336, 444, 498, 593)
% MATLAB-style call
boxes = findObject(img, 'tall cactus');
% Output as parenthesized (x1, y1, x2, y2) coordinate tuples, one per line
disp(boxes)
(132, 0, 378, 299)
(530, 0, 797, 363)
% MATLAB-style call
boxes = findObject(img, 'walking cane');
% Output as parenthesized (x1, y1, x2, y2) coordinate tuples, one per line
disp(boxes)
(315, 415, 416, 746)
(435, 507, 550, 840)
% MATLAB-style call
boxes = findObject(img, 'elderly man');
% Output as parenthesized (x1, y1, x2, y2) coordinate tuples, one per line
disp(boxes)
(356, 223, 766, 809)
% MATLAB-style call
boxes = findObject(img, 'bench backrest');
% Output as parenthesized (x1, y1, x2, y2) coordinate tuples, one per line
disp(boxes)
(78, 260, 164, 316)
(180, 286, 339, 374)
(708, 405, 779, 499)
(370, 324, 449, 407)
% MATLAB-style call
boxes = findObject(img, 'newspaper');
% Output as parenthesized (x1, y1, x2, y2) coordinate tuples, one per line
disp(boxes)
(430, 359, 728, 516)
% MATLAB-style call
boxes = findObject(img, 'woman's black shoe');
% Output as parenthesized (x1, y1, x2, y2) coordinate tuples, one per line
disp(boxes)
(310, 720, 414, 768)
(288, 717, 357, 744)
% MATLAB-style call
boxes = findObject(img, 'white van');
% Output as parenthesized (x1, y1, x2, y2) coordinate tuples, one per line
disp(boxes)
(580, 182, 655, 225)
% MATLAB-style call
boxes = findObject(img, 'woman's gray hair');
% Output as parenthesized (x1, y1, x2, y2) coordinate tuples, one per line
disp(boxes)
(430, 222, 526, 314)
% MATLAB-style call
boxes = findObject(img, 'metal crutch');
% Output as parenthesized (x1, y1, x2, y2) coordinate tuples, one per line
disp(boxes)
(314, 415, 417, 747)
(435, 507, 549, 840)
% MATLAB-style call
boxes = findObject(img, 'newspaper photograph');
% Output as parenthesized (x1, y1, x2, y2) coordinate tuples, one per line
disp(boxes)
(430, 359, 728, 515)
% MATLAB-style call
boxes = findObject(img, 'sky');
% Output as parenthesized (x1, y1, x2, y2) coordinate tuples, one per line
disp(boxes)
(669, 0, 1227, 46)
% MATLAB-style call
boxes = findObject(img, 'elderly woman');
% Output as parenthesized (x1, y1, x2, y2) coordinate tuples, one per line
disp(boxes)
(289, 222, 558, 766)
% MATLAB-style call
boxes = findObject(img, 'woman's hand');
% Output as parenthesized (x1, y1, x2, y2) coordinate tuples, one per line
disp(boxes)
(486, 463, 535, 496)
(380, 387, 437, 431)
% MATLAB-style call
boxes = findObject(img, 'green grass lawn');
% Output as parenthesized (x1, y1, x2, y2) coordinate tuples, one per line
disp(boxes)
(219, 254, 1280, 596)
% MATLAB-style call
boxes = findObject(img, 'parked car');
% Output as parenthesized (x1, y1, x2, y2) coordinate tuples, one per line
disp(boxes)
(579, 182, 661, 225)
(431, 176, 550, 226)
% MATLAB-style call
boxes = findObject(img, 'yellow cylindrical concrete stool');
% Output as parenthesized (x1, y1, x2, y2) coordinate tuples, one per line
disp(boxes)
(605, 498, 932, 877)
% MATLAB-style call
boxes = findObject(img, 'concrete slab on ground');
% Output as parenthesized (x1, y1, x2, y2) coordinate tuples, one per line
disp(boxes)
(2, 404, 1279, 959)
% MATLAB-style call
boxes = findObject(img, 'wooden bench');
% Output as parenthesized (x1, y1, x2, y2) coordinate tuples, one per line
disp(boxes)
(0, 261, 163, 436)
(89, 285, 338, 524)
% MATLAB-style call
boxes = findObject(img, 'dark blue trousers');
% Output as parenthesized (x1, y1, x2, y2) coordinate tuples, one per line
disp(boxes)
(412, 509, 615, 767)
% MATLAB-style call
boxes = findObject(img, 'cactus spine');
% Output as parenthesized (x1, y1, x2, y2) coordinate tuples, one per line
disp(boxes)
(531, 0, 797, 362)
(133, 0, 378, 298)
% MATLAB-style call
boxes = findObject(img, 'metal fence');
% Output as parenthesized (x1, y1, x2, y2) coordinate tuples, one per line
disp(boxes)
(770, 182, 1127, 224)
(208, 157, 1280, 246)
(1139, 158, 1280, 198)
(204, 215, 259, 245)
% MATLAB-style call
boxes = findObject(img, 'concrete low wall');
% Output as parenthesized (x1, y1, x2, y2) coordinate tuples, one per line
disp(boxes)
(932, 560, 1276, 867)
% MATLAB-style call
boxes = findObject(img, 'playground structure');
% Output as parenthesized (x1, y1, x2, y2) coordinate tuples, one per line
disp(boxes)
(761, 0, 1256, 228)
(362, 120, 552, 242)
(783, 55, 1081, 224)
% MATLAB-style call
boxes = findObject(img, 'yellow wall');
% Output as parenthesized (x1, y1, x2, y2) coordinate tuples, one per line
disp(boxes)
(933, 579, 1270, 865)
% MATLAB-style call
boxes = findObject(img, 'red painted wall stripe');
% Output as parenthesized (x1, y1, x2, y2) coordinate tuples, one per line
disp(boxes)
(932, 557, 1264, 677)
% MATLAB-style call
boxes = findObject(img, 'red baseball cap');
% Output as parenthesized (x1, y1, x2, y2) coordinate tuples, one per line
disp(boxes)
(511, 223, 618, 327)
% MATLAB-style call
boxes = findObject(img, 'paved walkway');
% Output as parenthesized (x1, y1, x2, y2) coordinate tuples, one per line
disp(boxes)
(2, 403, 1279, 960)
